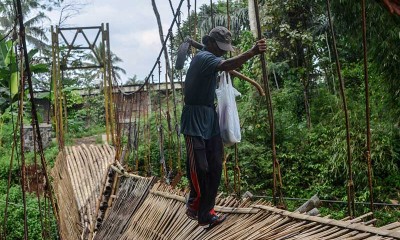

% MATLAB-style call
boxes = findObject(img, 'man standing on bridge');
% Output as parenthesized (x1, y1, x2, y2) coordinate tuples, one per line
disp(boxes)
(181, 26, 266, 229)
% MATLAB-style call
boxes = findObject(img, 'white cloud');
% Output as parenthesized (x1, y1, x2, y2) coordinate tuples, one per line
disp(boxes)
(47, 0, 210, 82)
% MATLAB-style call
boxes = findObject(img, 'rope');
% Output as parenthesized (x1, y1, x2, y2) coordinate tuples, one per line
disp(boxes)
(115, 69, 127, 162)
(135, 92, 142, 172)
(168, 0, 185, 42)
(168, 31, 183, 175)
(126, 96, 135, 161)
(156, 61, 167, 179)
(144, 82, 152, 176)
(187, 0, 191, 42)
(51, 26, 65, 150)
(326, 0, 355, 218)
(251, 195, 400, 207)
(165, 64, 174, 179)
(361, 0, 374, 214)
(15, 27, 29, 239)
(223, 153, 229, 190)
(114, 81, 125, 161)
(0, 22, 17, 42)
(210, 0, 215, 28)
(233, 144, 241, 197)
(252, 0, 285, 209)
(226, 0, 230, 29)
(194, 0, 197, 49)
(15, 0, 61, 236)
(2, 39, 19, 240)
(32, 125, 46, 239)
(118, 0, 186, 96)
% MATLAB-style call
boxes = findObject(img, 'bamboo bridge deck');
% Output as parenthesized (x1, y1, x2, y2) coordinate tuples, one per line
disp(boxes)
(51, 144, 400, 240)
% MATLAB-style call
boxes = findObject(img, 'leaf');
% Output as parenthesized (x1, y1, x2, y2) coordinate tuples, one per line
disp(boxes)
(34, 92, 50, 99)
(28, 48, 39, 61)
(30, 63, 48, 73)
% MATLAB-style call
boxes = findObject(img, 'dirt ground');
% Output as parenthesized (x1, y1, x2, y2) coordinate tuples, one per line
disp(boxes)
(73, 135, 100, 145)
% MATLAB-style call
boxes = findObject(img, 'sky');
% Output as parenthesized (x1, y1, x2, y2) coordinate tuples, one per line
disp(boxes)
(47, 0, 210, 83)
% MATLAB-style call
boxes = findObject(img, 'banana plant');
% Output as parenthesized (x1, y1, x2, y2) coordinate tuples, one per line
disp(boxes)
(0, 38, 48, 113)
(0, 39, 17, 112)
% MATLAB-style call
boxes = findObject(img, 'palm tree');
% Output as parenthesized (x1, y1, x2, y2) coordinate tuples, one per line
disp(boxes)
(197, 1, 250, 39)
(82, 42, 126, 86)
(0, 0, 50, 50)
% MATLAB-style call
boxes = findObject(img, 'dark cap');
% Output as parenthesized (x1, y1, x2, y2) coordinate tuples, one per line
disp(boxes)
(209, 26, 234, 52)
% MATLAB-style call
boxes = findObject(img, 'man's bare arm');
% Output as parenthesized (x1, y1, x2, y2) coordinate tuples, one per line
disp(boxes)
(217, 39, 267, 72)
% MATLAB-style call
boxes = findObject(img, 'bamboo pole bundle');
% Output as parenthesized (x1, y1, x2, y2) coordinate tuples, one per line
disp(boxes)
(53, 144, 400, 240)
(93, 176, 155, 240)
(72, 146, 88, 208)
(97, 145, 109, 172)
(53, 144, 115, 239)
(89, 164, 111, 239)
(51, 150, 82, 239)
(76, 146, 92, 205)
(89, 144, 107, 201)
(65, 147, 80, 208)
(65, 147, 82, 209)
(84, 145, 106, 214)
(114, 182, 400, 240)
(81, 144, 97, 195)
(253, 205, 400, 239)
(72, 146, 92, 238)
(380, 222, 400, 231)
(80, 145, 97, 227)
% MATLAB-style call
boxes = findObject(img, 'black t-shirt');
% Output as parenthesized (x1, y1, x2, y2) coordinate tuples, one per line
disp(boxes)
(180, 50, 223, 139)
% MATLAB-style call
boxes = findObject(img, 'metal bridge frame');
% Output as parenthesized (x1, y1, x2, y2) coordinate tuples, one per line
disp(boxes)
(51, 23, 116, 148)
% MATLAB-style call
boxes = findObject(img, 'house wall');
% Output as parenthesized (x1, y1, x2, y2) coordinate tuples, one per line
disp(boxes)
(23, 123, 53, 152)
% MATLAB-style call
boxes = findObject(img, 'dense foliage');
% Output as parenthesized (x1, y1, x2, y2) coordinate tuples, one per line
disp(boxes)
(0, 0, 399, 238)
(164, 0, 400, 224)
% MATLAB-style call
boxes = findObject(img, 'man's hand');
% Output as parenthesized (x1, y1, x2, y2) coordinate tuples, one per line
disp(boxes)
(251, 39, 267, 55)
(382, 0, 400, 16)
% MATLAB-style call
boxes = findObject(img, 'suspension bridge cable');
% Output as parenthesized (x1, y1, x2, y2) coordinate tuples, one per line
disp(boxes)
(145, 81, 152, 175)
(17, 31, 28, 240)
(156, 61, 167, 180)
(361, 0, 374, 214)
(168, 0, 185, 42)
(164, 64, 174, 178)
(118, 0, 186, 96)
(0, 22, 17, 42)
(187, 0, 191, 41)
(2, 39, 20, 240)
(194, 0, 197, 45)
(168, 31, 183, 176)
(126, 95, 135, 162)
(32, 124, 47, 239)
(252, 0, 285, 209)
(251, 195, 400, 207)
(326, 0, 355, 218)
(210, 0, 214, 28)
(15, 0, 60, 232)
(134, 92, 141, 172)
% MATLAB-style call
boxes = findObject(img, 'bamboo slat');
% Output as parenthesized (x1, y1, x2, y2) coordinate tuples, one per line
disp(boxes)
(52, 144, 400, 240)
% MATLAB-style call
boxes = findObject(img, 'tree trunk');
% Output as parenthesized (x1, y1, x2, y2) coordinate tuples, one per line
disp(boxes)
(273, 68, 279, 90)
(325, 31, 336, 94)
(248, 0, 257, 38)
(151, 0, 173, 82)
(303, 80, 311, 129)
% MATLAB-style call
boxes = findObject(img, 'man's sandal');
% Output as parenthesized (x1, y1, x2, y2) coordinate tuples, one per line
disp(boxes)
(199, 214, 226, 230)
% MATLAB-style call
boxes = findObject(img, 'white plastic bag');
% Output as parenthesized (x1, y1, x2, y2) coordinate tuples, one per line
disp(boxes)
(215, 71, 241, 146)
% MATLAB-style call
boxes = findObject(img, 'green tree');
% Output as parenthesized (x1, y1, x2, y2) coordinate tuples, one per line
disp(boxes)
(126, 74, 144, 85)
(82, 42, 126, 85)
(0, 0, 51, 50)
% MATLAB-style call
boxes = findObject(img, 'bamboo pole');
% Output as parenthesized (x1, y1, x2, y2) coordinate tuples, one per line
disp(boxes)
(187, 38, 265, 96)
(253, 205, 396, 237)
